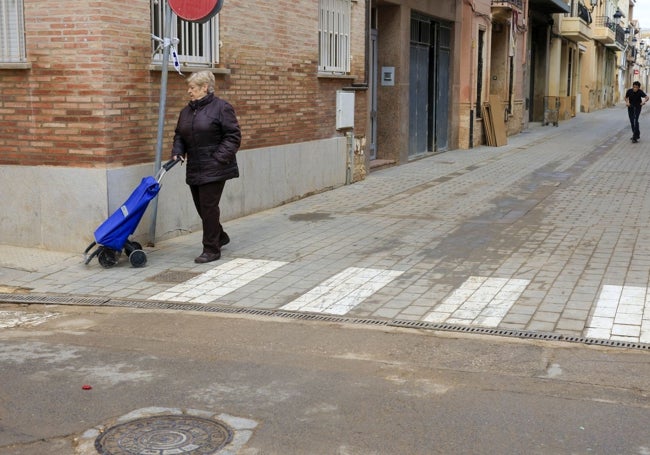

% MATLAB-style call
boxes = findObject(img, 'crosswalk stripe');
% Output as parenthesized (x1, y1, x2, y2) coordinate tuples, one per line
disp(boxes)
(0, 311, 59, 329)
(149, 258, 287, 304)
(423, 276, 529, 327)
(280, 267, 403, 315)
(585, 285, 648, 342)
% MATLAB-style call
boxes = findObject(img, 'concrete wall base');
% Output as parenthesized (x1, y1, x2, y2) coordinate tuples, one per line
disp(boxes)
(0, 137, 348, 252)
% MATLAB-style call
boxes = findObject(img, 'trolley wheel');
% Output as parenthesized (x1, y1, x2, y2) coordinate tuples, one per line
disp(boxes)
(129, 249, 147, 268)
(98, 248, 119, 268)
(124, 240, 143, 256)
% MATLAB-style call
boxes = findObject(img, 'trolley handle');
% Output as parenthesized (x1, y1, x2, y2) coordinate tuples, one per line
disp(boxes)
(156, 158, 181, 182)
(163, 158, 180, 171)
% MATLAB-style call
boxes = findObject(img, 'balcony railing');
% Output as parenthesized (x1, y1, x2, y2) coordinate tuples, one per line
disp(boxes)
(595, 16, 616, 31)
(615, 24, 626, 47)
(594, 17, 626, 48)
(491, 0, 524, 10)
(576, 2, 592, 24)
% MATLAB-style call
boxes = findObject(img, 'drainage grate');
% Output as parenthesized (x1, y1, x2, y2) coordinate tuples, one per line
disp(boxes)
(147, 270, 202, 283)
(0, 293, 108, 306)
(3, 292, 650, 351)
(95, 415, 232, 454)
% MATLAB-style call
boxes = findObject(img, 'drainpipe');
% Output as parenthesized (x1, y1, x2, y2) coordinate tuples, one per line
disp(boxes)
(341, 0, 368, 182)
(469, 4, 474, 149)
(346, 131, 354, 185)
(343, 0, 370, 91)
(148, 1, 173, 246)
(469, 109, 474, 148)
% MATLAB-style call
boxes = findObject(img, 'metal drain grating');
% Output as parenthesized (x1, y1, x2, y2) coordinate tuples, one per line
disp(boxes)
(0, 293, 108, 306)
(147, 270, 202, 283)
(3, 292, 650, 351)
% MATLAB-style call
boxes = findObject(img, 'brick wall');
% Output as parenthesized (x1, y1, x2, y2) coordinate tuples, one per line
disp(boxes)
(0, 0, 367, 168)
(0, 0, 157, 166)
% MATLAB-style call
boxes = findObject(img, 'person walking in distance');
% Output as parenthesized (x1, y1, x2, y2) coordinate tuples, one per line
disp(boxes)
(171, 71, 242, 263)
(625, 81, 649, 143)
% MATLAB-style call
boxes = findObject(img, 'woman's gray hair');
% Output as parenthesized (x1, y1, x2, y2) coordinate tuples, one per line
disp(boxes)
(187, 70, 215, 93)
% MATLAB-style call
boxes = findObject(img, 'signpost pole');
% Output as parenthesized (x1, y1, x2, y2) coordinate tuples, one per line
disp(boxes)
(148, 1, 173, 246)
(148, 0, 224, 246)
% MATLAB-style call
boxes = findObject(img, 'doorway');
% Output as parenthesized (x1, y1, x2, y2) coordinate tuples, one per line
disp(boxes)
(408, 13, 450, 157)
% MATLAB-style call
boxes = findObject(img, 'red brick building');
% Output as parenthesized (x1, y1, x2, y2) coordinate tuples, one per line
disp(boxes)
(0, 0, 368, 250)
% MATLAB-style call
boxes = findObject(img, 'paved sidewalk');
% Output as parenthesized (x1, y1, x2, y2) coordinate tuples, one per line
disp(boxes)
(3, 106, 650, 348)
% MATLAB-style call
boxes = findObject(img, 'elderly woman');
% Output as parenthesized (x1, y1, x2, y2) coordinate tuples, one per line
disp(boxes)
(172, 71, 242, 263)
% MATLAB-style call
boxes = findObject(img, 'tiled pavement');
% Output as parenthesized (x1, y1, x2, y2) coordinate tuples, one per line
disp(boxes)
(3, 106, 650, 347)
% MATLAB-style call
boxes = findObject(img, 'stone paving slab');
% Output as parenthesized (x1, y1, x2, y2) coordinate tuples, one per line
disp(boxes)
(2, 106, 650, 347)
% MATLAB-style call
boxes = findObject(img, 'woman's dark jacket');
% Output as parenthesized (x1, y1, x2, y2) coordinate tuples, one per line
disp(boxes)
(172, 93, 241, 186)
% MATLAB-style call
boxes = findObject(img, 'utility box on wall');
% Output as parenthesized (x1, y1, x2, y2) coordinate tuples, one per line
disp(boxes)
(336, 91, 355, 130)
(381, 66, 395, 86)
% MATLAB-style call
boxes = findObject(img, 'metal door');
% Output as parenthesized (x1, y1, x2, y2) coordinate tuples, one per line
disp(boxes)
(435, 23, 450, 151)
(409, 14, 431, 157)
(409, 43, 430, 156)
(409, 15, 450, 156)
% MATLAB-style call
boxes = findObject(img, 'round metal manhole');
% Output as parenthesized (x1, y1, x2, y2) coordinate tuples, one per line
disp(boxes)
(95, 415, 233, 455)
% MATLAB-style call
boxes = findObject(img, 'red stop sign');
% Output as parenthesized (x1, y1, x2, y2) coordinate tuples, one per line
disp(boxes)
(168, 0, 224, 23)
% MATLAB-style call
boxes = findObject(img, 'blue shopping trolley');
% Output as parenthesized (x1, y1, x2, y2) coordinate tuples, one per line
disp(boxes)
(84, 159, 178, 268)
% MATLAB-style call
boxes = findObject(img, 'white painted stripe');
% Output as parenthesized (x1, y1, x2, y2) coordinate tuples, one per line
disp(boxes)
(149, 258, 287, 304)
(586, 285, 648, 342)
(642, 286, 650, 343)
(423, 277, 529, 327)
(280, 267, 403, 315)
(0, 311, 59, 329)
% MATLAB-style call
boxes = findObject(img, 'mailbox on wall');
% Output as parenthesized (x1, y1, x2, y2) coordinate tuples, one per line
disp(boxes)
(336, 91, 355, 130)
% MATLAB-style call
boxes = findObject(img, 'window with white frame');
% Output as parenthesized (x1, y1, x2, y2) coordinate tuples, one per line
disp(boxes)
(0, 0, 26, 63)
(318, 0, 351, 73)
(151, 0, 219, 67)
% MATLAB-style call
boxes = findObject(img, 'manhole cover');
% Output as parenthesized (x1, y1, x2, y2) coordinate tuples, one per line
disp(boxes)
(95, 415, 233, 454)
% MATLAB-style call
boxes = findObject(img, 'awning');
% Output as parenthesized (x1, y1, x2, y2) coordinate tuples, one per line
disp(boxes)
(528, 0, 570, 14)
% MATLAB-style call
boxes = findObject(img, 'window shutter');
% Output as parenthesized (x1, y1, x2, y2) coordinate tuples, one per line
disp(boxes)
(0, 0, 26, 62)
(318, 0, 350, 73)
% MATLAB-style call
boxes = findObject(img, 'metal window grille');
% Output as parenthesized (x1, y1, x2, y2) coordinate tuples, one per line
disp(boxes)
(0, 0, 26, 62)
(318, 0, 350, 73)
(410, 13, 431, 45)
(151, 0, 219, 67)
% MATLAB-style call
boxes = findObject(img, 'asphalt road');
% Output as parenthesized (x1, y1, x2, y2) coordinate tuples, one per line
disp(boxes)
(1, 303, 649, 454)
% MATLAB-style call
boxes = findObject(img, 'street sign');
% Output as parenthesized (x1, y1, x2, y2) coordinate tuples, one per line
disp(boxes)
(168, 0, 224, 23)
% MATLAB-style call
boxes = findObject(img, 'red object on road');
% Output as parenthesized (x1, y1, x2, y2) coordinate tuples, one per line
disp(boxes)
(168, 0, 224, 23)
(82, 384, 92, 390)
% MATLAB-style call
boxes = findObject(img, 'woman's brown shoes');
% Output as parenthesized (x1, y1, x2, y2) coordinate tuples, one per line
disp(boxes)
(194, 251, 220, 263)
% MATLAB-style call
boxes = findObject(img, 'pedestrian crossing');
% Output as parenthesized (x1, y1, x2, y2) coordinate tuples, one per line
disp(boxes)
(422, 277, 529, 327)
(148, 258, 650, 343)
(279, 267, 403, 315)
(148, 258, 287, 304)
(0, 311, 60, 328)
(585, 285, 650, 344)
